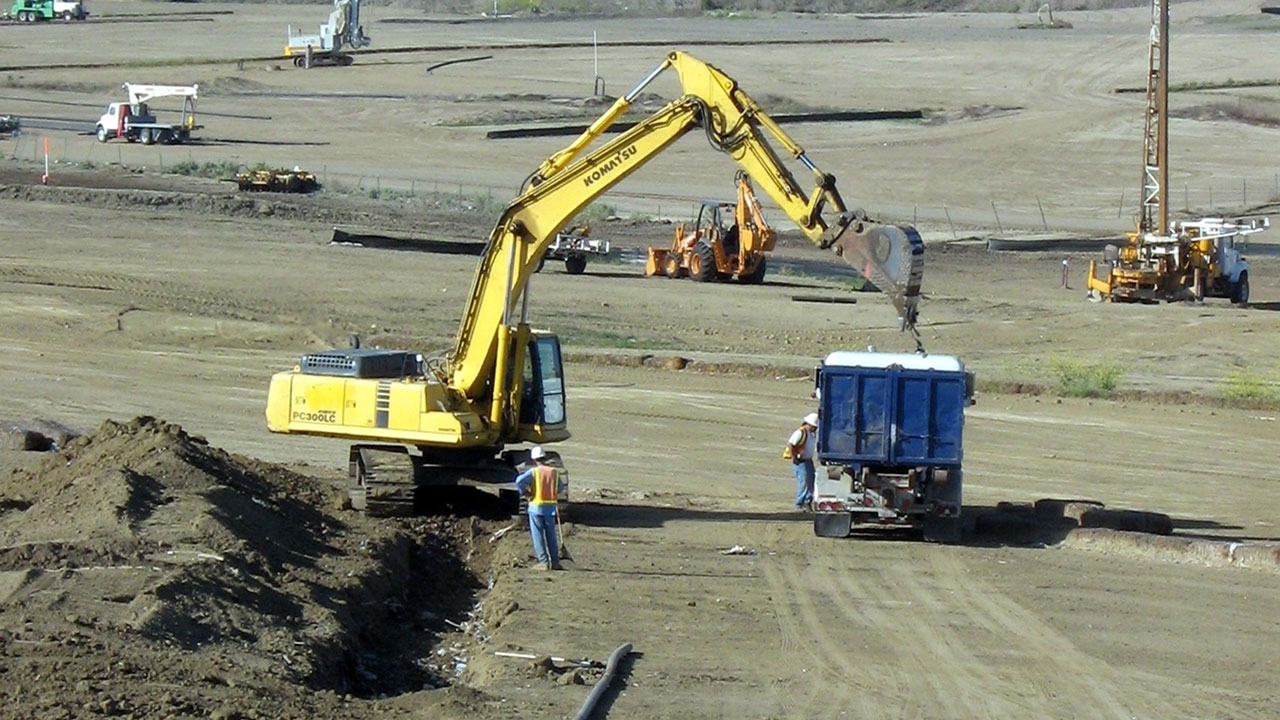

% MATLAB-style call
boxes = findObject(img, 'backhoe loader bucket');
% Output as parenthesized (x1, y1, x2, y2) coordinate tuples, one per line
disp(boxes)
(645, 247, 669, 276)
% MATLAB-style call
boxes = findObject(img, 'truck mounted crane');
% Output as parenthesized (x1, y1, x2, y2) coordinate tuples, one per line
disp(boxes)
(265, 51, 926, 516)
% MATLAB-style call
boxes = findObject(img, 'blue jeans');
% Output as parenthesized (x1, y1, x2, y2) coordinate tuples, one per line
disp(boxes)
(528, 509, 559, 567)
(793, 460, 815, 508)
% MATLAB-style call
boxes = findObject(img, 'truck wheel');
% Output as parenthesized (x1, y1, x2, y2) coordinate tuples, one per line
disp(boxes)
(95, 125, 108, 143)
(1231, 272, 1249, 305)
(17, 10, 30, 21)
(564, 255, 587, 275)
(689, 241, 718, 282)
(62, 10, 72, 20)
(141, 129, 154, 145)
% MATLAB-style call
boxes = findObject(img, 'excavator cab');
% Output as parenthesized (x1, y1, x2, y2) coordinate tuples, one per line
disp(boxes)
(518, 333, 567, 441)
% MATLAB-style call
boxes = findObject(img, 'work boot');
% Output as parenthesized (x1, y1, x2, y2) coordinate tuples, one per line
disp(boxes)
(530, 562, 550, 571)
(551, 563, 565, 571)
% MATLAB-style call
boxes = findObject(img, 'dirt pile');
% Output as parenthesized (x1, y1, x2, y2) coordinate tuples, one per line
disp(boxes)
(0, 417, 515, 720)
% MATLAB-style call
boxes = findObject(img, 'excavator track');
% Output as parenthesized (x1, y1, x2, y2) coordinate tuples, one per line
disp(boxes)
(349, 445, 418, 517)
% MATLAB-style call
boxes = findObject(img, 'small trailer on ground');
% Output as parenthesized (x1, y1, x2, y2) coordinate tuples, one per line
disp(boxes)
(537, 226, 609, 274)
(95, 83, 200, 145)
(811, 351, 974, 543)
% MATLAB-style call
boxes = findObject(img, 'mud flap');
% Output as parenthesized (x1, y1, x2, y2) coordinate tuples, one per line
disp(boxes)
(813, 512, 852, 538)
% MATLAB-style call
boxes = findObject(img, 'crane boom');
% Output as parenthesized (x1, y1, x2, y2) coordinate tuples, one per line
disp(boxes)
(450, 50, 924, 402)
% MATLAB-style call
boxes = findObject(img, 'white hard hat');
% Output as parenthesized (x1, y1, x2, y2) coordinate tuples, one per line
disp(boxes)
(803, 412, 819, 426)
(530, 446, 546, 460)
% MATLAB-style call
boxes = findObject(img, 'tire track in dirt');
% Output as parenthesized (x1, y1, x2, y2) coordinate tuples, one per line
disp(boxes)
(918, 553, 1275, 720)
(763, 553, 911, 719)
(0, 266, 283, 322)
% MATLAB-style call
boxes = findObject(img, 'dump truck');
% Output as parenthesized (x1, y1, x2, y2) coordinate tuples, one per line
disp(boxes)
(811, 351, 973, 543)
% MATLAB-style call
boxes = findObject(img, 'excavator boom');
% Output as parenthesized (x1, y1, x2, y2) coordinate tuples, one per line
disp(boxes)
(451, 50, 924, 403)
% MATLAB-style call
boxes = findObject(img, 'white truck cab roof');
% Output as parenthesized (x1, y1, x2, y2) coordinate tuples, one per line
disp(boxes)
(823, 351, 964, 372)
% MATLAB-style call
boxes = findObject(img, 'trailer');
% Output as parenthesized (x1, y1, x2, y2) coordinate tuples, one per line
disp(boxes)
(537, 226, 609, 274)
(811, 351, 974, 543)
(95, 84, 200, 145)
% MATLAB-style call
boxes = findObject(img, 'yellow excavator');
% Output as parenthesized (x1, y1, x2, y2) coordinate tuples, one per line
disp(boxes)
(646, 171, 777, 283)
(265, 50, 926, 515)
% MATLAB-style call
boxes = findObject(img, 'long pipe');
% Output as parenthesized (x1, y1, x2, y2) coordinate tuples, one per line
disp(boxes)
(572, 642, 633, 720)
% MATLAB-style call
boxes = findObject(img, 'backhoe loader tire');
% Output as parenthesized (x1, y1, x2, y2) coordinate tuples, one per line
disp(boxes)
(689, 241, 718, 282)
(738, 256, 766, 284)
(1231, 272, 1249, 305)
(663, 254, 683, 278)
(565, 255, 587, 275)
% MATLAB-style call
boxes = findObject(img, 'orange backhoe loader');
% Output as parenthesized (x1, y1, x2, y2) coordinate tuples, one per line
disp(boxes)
(646, 171, 776, 284)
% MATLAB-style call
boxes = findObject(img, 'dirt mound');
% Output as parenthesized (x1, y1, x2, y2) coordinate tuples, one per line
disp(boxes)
(0, 417, 514, 719)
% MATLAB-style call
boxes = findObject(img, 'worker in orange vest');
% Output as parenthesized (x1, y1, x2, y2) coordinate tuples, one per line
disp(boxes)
(785, 412, 819, 511)
(513, 446, 564, 571)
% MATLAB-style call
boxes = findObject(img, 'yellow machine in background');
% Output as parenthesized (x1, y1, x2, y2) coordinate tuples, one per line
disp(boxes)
(266, 51, 926, 515)
(1086, 0, 1267, 304)
(646, 172, 777, 283)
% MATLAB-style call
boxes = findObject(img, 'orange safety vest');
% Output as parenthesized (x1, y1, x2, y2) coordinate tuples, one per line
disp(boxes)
(529, 465, 559, 506)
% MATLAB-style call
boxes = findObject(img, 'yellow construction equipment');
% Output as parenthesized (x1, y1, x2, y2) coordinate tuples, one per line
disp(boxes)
(646, 171, 776, 283)
(1086, 0, 1268, 304)
(265, 51, 925, 515)
(231, 166, 319, 193)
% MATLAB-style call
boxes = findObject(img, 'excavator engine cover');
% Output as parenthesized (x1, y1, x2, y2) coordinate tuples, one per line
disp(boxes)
(300, 349, 419, 379)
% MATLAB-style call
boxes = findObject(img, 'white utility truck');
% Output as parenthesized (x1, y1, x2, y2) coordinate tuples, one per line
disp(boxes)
(95, 84, 200, 145)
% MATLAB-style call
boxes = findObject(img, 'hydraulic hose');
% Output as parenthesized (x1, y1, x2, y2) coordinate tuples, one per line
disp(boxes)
(572, 642, 633, 720)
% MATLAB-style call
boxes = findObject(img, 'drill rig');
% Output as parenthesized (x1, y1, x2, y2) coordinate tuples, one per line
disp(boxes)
(266, 51, 925, 516)
(284, 0, 369, 67)
(1086, 0, 1268, 304)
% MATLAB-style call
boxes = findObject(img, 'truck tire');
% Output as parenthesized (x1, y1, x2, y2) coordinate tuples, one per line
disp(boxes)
(62, 10, 72, 20)
(689, 241, 718, 282)
(95, 125, 108, 143)
(564, 255, 587, 275)
(141, 129, 154, 145)
(17, 10, 30, 21)
(1231, 272, 1249, 305)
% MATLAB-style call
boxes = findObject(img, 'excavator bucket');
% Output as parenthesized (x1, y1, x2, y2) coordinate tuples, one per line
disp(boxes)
(828, 216, 924, 330)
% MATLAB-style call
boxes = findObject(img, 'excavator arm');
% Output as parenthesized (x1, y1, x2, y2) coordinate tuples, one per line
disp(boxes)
(451, 50, 924, 407)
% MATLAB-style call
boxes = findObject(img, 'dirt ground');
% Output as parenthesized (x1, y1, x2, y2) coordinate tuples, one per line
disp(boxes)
(1, 2, 1279, 719)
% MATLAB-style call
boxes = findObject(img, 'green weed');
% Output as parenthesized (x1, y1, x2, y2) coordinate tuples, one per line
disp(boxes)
(1221, 366, 1279, 404)
(1050, 357, 1123, 398)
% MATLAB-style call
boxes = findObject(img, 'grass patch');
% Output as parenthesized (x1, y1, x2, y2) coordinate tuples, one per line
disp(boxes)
(1221, 366, 1279, 405)
(1050, 357, 1123, 398)
(167, 159, 245, 179)
(559, 326, 680, 351)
